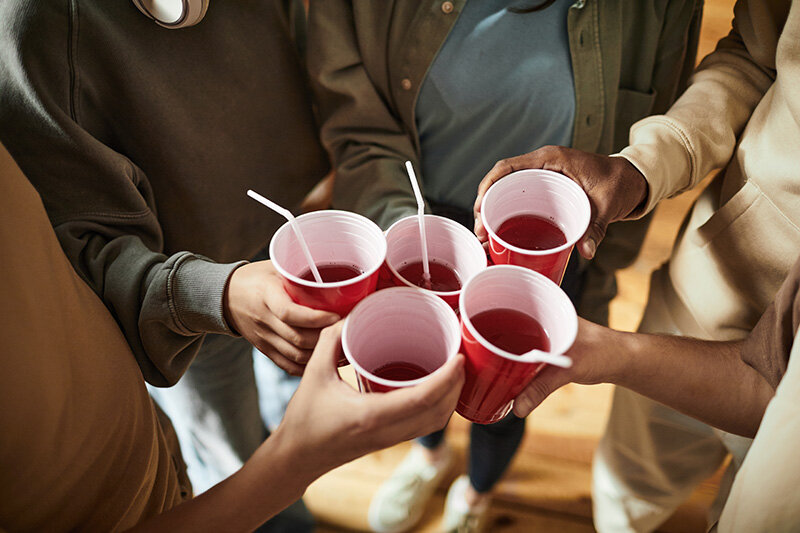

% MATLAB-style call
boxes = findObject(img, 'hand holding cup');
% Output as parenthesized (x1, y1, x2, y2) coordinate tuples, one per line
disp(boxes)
(474, 146, 649, 259)
(274, 322, 465, 478)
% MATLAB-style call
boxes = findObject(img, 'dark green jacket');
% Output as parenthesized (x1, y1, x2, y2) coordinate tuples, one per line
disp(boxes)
(308, 0, 702, 323)
(0, 0, 329, 385)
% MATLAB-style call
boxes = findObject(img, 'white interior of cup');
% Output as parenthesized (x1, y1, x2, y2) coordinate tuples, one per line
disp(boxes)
(481, 169, 590, 255)
(342, 288, 461, 388)
(269, 210, 387, 287)
(459, 265, 577, 362)
(385, 215, 487, 294)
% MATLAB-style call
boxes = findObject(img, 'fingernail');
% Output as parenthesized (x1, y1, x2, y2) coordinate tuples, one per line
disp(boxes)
(585, 238, 597, 258)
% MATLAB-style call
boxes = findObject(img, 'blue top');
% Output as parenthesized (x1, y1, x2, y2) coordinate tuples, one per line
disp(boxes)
(416, 0, 576, 213)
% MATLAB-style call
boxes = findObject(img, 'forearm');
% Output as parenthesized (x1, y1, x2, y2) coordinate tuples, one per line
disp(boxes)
(129, 430, 315, 533)
(60, 226, 245, 385)
(618, 0, 777, 215)
(611, 331, 774, 437)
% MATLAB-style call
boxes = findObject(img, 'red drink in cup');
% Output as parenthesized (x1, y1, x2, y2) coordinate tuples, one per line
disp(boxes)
(269, 210, 387, 316)
(342, 287, 461, 393)
(384, 215, 487, 309)
(481, 169, 590, 284)
(457, 265, 577, 424)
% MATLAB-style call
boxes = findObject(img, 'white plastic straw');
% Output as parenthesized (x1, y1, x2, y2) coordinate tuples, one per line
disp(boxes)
(524, 350, 573, 368)
(404, 161, 431, 288)
(246, 189, 323, 283)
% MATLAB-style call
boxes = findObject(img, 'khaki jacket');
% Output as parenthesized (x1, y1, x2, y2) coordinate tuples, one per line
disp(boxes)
(619, 0, 800, 340)
(308, 0, 702, 323)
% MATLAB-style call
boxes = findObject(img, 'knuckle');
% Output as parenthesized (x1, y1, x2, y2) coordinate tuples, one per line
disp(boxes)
(493, 158, 511, 173)
(286, 365, 304, 377)
(353, 409, 378, 434)
(415, 391, 437, 412)
(288, 330, 305, 347)
(273, 305, 291, 323)
(590, 220, 607, 240)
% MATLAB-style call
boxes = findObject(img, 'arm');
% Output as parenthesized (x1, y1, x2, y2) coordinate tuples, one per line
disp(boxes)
(307, 0, 417, 229)
(129, 323, 465, 532)
(474, 0, 784, 257)
(617, 0, 784, 214)
(513, 319, 774, 438)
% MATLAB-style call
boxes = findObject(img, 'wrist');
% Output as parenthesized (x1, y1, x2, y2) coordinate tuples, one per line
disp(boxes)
(265, 425, 326, 489)
(609, 331, 648, 388)
(610, 154, 649, 218)
(625, 162, 649, 218)
(222, 263, 247, 336)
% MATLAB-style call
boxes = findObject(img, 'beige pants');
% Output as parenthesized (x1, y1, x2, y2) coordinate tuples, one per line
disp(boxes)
(592, 266, 753, 533)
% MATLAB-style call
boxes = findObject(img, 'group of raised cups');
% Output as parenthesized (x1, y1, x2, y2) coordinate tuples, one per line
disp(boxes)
(269, 170, 590, 424)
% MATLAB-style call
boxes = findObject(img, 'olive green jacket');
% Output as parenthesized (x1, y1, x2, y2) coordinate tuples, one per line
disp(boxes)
(308, 0, 702, 323)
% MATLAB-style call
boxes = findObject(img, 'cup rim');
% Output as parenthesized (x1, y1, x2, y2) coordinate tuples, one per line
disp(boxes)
(480, 169, 590, 257)
(269, 209, 388, 289)
(459, 265, 577, 363)
(384, 214, 488, 297)
(341, 287, 461, 388)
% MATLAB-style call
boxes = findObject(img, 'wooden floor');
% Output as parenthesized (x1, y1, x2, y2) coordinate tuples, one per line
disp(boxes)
(306, 2, 737, 532)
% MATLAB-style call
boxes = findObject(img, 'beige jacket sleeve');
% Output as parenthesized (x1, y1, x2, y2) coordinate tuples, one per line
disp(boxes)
(617, 0, 787, 215)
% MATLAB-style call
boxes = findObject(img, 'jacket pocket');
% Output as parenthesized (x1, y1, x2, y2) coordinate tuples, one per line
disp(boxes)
(613, 88, 657, 152)
(687, 179, 800, 316)
(692, 180, 760, 246)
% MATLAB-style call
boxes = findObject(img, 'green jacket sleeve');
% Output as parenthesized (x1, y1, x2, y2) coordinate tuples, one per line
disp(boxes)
(308, 0, 418, 229)
(0, 4, 243, 387)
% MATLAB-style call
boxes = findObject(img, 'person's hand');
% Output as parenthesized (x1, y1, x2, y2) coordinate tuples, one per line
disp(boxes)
(272, 322, 465, 478)
(473, 146, 648, 259)
(512, 318, 623, 417)
(223, 260, 340, 375)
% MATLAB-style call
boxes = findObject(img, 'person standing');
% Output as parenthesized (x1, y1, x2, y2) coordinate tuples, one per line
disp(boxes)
(0, 1, 332, 529)
(474, 0, 800, 530)
(308, 1, 702, 530)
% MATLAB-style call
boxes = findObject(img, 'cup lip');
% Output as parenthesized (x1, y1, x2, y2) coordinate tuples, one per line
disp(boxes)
(480, 169, 590, 257)
(458, 264, 577, 363)
(341, 287, 461, 389)
(384, 214, 488, 297)
(269, 209, 388, 289)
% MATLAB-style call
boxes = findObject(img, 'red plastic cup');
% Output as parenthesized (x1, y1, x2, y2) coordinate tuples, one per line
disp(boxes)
(269, 210, 387, 316)
(456, 265, 577, 424)
(384, 215, 487, 309)
(481, 169, 590, 284)
(342, 287, 461, 393)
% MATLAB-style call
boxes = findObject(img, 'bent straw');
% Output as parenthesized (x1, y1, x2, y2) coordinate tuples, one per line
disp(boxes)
(524, 350, 573, 368)
(246, 189, 323, 283)
(404, 160, 431, 288)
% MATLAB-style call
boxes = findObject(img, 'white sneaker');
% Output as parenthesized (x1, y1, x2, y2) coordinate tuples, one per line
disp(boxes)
(368, 445, 454, 533)
(441, 475, 490, 533)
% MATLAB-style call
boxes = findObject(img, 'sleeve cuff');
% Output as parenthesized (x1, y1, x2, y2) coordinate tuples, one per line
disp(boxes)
(169, 256, 247, 336)
(613, 115, 696, 217)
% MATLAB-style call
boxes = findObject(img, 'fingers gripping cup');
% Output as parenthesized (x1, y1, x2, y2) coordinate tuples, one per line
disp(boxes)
(342, 288, 461, 393)
(481, 169, 590, 284)
(457, 265, 577, 424)
(269, 210, 387, 316)
(384, 215, 487, 309)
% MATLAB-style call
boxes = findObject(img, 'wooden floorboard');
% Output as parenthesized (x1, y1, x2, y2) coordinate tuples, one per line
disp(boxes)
(307, 1, 737, 531)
